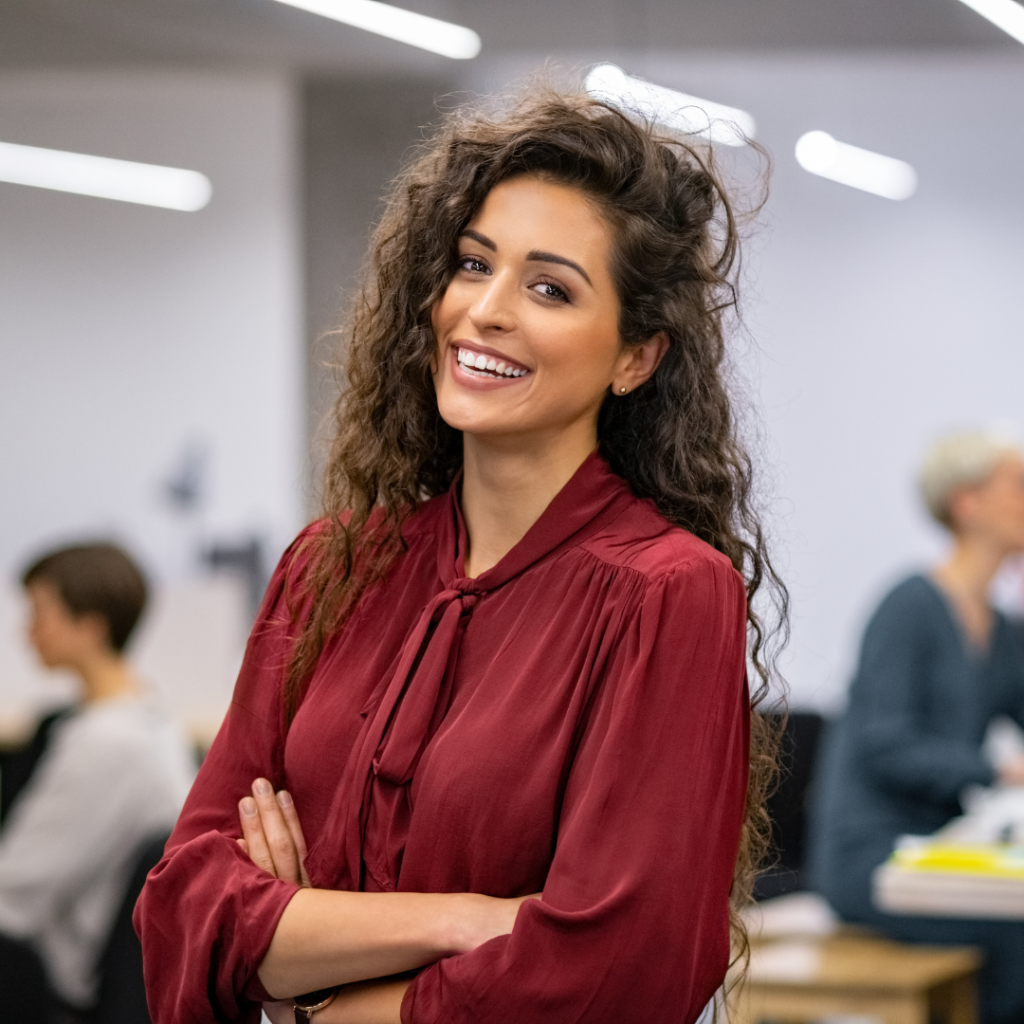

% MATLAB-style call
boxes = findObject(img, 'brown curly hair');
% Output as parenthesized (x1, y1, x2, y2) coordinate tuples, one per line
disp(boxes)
(290, 85, 787, 986)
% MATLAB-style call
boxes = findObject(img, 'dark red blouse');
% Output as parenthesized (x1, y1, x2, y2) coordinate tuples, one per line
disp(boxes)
(135, 453, 750, 1024)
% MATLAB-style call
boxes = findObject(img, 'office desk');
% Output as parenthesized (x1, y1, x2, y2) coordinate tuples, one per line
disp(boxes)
(734, 934, 980, 1024)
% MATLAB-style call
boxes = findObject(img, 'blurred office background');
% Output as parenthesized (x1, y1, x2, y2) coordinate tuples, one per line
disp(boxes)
(1, 0, 1023, 738)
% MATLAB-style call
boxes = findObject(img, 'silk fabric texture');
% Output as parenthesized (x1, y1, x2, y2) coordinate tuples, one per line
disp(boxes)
(134, 453, 750, 1024)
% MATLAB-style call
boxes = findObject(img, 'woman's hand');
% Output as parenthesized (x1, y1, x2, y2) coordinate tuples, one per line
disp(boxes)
(443, 891, 541, 953)
(238, 777, 541, 998)
(238, 777, 311, 887)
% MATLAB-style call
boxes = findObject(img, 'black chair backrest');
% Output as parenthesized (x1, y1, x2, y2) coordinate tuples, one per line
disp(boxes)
(754, 711, 825, 900)
(0, 708, 74, 827)
(0, 932, 61, 1024)
(91, 832, 171, 1024)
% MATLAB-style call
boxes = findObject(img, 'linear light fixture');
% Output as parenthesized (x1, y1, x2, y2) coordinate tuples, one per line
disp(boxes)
(584, 63, 755, 147)
(953, 0, 1024, 45)
(795, 131, 918, 201)
(0, 140, 212, 211)
(270, 0, 481, 59)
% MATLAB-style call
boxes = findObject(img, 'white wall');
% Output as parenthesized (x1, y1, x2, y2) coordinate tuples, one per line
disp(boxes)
(468, 52, 1024, 711)
(0, 69, 303, 721)
(5, 54, 1023, 721)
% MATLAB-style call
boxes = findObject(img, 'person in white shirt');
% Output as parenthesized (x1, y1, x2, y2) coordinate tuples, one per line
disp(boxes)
(0, 543, 196, 1021)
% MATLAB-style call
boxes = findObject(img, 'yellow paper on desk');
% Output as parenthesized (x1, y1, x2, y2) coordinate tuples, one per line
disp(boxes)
(891, 841, 1024, 878)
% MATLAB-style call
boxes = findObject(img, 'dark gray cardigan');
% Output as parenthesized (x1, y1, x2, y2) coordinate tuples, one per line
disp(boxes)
(808, 574, 1024, 920)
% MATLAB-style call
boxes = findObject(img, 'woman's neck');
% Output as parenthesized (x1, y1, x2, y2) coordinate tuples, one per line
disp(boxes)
(460, 427, 597, 578)
(932, 534, 1007, 649)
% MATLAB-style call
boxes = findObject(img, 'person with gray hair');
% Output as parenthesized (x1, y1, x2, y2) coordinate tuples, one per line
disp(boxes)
(809, 427, 1024, 1024)
(918, 430, 1022, 530)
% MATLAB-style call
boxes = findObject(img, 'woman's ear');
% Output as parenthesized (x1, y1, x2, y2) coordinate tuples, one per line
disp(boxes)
(612, 331, 670, 395)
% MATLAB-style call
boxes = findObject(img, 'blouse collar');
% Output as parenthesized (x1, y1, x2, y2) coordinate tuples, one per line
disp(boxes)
(439, 449, 630, 593)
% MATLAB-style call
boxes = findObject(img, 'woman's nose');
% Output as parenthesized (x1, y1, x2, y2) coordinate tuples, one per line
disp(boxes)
(468, 274, 516, 333)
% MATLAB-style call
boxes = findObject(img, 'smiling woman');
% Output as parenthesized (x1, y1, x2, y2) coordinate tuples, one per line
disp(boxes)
(134, 87, 786, 1024)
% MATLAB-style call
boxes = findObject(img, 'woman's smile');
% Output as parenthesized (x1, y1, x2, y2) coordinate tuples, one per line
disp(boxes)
(457, 349, 527, 379)
(453, 342, 531, 382)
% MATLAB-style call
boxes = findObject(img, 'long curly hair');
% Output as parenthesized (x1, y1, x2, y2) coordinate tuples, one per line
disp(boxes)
(291, 86, 787, 982)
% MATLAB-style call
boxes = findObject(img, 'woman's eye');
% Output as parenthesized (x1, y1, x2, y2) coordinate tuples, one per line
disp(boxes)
(533, 280, 570, 303)
(459, 256, 490, 274)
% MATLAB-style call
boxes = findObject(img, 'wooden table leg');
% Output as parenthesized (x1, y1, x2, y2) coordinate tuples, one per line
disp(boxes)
(882, 993, 929, 1024)
(930, 975, 979, 1024)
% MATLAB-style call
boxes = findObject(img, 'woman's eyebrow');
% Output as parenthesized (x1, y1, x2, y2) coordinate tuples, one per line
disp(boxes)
(460, 229, 496, 250)
(459, 230, 592, 287)
(526, 250, 592, 286)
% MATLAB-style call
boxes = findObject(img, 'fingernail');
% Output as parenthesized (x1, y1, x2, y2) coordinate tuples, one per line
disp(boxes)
(240, 797, 257, 816)
(277, 790, 293, 808)
(253, 778, 271, 796)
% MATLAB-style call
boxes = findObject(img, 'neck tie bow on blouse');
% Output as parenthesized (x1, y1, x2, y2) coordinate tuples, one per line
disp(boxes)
(303, 452, 625, 891)
(372, 578, 479, 786)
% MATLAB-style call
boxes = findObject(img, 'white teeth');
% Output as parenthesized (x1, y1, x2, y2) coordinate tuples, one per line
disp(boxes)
(456, 347, 527, 378)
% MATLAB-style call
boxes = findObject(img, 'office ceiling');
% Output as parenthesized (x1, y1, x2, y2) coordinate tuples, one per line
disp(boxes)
(0, 0, 1018, 74)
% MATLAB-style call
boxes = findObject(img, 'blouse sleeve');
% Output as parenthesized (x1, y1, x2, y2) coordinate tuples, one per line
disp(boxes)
(133, 531, 316, 1024)
(845, 585, 994, 803)
(401, 554, 750, 1024)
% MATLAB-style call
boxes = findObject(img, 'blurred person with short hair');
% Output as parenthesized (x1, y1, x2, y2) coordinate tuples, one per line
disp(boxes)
(809, 429, 1024, 1024)
(0, 542, 195, 1022)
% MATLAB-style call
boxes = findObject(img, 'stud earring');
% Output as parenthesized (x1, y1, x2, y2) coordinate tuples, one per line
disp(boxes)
(619, 386, 627, 394)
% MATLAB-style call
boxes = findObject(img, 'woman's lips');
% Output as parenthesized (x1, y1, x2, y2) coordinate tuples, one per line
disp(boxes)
(449, 343, 530, 389)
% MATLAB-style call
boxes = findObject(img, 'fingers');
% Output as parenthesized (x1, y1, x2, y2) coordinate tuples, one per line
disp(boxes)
(237, 778, 310, 885)
(238, 796, 276, 875)
(249, 778, 304, 885)
(276, 790, 312, 887)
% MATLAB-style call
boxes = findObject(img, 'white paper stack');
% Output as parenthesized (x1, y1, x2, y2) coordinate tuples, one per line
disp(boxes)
(874, 828, 1024, 919)
(875, 860, 1024, 918)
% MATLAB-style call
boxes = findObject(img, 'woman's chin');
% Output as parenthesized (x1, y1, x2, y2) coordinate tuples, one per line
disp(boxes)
(442, 415, 514, 441)
(437, 396, 519, 438)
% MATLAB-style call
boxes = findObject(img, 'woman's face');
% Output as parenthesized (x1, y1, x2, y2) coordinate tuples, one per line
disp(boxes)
(431, 175, 647, 449)
(953, 454, 1024, 553)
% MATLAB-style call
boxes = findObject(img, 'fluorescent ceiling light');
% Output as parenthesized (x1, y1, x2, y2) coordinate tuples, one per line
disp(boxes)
(953, 0, 1024, 45)
(270, 0, 481, 59)
(0, 141, 212, 211)
(795, 131, 918, 201)
(584, 63, 755, 146)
